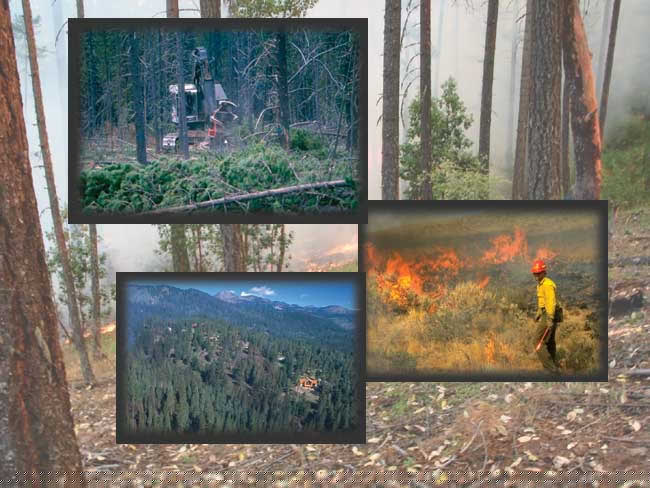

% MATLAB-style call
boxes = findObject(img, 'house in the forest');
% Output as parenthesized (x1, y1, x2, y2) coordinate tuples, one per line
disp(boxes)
(298, 376, 319, 390)
(277, 355, 286, 362)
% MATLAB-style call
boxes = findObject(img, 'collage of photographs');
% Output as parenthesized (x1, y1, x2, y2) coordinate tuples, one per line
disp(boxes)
(0, 0, 648, 485)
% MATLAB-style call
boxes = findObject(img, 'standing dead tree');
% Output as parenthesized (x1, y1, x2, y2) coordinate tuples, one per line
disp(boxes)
(478, 0, 499, 168)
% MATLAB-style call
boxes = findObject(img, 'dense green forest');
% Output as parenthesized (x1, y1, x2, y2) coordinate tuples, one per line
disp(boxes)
(77, 27, 361, 215)
(126, 316, 358, 435)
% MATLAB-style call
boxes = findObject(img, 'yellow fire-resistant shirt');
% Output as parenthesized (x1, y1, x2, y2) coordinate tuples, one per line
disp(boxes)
(536, 276, 557, 318)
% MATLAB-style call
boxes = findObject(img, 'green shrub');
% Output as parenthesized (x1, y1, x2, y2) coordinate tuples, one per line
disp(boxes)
(290, 129, 323, 151)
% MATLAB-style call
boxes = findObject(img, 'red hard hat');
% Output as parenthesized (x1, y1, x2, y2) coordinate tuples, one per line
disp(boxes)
(531, 259, 546, 274)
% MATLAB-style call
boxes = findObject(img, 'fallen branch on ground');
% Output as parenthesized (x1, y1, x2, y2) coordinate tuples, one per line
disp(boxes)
(139, 179, 349, 215)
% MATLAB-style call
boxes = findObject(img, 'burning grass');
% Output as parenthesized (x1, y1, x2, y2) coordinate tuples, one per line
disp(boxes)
(366, 224, 602, 376)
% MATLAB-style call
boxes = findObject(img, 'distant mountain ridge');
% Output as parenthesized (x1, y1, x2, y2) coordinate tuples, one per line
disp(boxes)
(125, 284, 356, 349)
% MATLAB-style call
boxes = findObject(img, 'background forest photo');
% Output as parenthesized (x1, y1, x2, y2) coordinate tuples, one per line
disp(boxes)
(118, 276, 363, 442)
(73, 21, 363, 217)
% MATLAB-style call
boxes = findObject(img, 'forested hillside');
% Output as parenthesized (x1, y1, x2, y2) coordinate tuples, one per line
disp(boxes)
(125, 316, 358, 435)
(125, 284, 356, 350)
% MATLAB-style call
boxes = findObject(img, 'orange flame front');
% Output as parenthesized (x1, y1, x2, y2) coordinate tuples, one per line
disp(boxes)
(368, 226, 557, 313)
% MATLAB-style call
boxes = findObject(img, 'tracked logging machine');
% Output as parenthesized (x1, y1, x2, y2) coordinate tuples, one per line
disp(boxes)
(163, 47, 238, 151)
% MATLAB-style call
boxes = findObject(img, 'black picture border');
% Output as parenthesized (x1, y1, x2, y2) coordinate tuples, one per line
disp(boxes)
(68, 18, 368, 224)
(115, 271, 366, 444)
(361, 200, 609, 383)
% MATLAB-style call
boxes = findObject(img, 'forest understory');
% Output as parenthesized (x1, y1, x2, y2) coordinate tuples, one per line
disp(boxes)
(57, 206, 650, 486)
(80, 132, 359, 216)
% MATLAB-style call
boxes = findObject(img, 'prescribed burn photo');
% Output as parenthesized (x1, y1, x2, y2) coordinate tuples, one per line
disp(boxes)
(366, 209, 604, 377)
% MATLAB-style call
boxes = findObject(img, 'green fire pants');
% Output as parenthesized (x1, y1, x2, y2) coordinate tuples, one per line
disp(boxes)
(534, 311, 560, 372)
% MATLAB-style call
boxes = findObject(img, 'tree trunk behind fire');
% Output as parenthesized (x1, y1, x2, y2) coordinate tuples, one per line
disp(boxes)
(22, 0, 95, 386)
(478, 0, 498, 168)
(381, 0, 400, 200)
(562, 0, 602, 200)
(512, 0, 534, 199)
(525, 0, 561, 199)
(598, 0, 621, 140)
(417, 0, 433, 199)
(0, 2, 87, 482)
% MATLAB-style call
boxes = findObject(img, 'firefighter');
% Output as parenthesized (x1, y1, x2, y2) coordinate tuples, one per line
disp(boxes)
(531, 259, 561, 372)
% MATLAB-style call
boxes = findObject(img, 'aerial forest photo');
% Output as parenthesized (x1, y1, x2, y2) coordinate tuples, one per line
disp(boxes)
(72, 20, 363, 219)
(118, 274, 363, 443)
(365, 203, 606, 380)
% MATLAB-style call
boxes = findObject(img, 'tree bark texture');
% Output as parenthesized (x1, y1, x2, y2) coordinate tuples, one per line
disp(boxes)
(381, 0, 400, 200)
(166, 0, 179, 18)
(22, 0, 96, 386)
(0, 2, 87, 483)
(506, 0, 519, 168)
(170, 225, 191, 271)
(418, 0, 433, 199)
(76, 0, 84, 17)
(561, 72, 571, 196)
(512, 0, 534, 199)
(525, 0, 562, 199)
(562, 0, 602, 200)
(595, 0, 613, 101)
(200, 0, 221, 18)
(598, 0, 621, 140)
(277, 32, 291, 150)
(220, 224, 246, 271)
(130, 32, 147, 164)
(478, 0, 498, 168)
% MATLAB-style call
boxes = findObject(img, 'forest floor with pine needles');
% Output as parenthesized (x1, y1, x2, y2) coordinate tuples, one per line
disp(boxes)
(62, 207, 650, 486)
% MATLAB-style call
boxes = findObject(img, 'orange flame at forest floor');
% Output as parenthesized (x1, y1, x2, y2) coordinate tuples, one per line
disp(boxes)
(481, 227, 528, 265)
(367, 227, 558, 312)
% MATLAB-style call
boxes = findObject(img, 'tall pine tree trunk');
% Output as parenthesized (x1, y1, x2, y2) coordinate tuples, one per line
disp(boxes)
(175, 31, 189, 159)
(433, 0, 445, 98)
(89, 223, 104, 359)
(170, 225, 191, 271)
(130, 31, 147, 164)
(22, 0, 95, 386)
(562, 0, 602, 200)
(418, 0, 433, 199)
(598, 0, 621, 140)
(505, 0, 519, 168)
(478, 0, 498, 168)
(200, 0, 220, 18)
(512, 0, 534, 199)
(595, 0, 613, 101)
(525, 0, 561, 199)
(1, 2, 86, 482)
(220, 224, 245, 271)
(201, 0, 245, 270)
(381, 0, 400, 200)
(166, 0, 179, 17)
